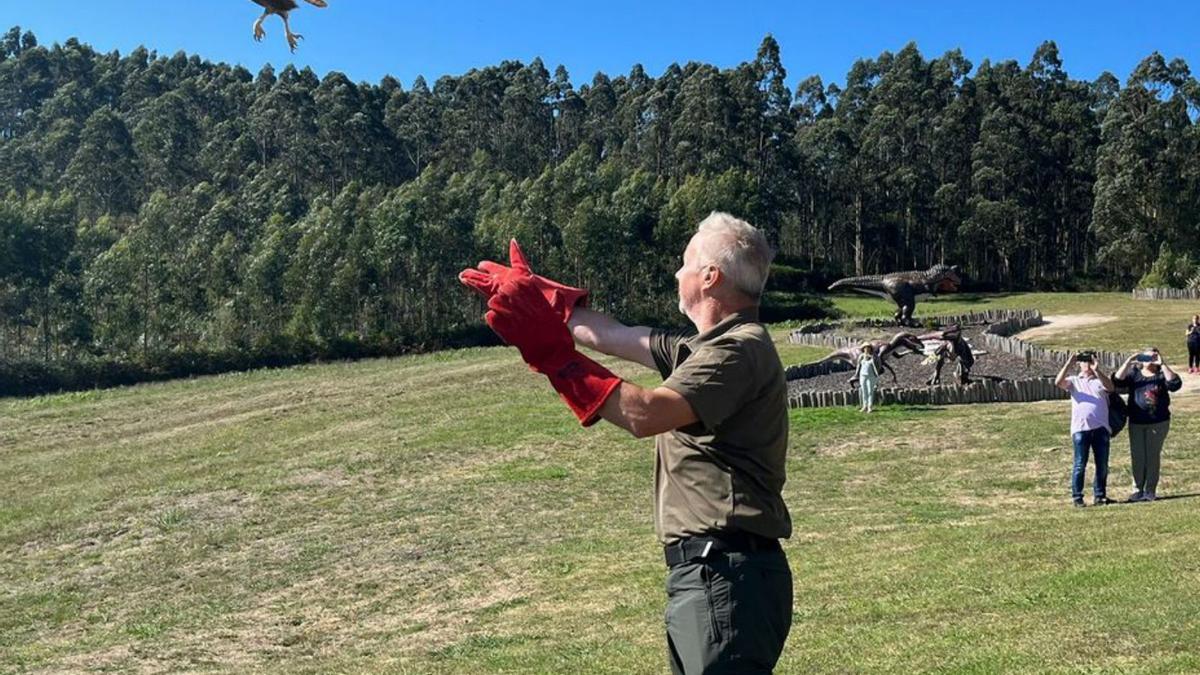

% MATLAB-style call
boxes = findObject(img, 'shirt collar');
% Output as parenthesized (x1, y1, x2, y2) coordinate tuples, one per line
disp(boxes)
(684, 307, 761, 348)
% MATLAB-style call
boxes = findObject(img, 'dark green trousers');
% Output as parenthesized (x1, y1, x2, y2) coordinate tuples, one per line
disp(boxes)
(665, 548, 792, 674)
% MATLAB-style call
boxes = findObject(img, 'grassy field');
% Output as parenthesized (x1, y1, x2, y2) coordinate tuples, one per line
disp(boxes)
(5, 293, 1200, 673)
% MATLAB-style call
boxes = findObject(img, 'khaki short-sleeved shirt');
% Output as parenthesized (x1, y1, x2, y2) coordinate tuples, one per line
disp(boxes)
(649, 308, 791, 545)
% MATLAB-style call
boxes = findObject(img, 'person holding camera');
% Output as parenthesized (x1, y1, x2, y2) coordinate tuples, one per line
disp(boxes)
(1055, 351, 1115, 507)
(1114, 347, 1182, 502)
(1186, 315, 1200, 373)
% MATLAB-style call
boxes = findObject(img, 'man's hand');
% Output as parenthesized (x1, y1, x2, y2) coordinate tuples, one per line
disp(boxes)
(485, 276, 575, 372)
(460, 239, 588, 322)
(485, 276, 621, 426)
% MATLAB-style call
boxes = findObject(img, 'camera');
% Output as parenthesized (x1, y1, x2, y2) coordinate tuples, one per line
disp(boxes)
(1075, 351, 1095, 363)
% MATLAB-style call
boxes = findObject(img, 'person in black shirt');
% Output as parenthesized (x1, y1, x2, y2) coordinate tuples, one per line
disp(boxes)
(1186, 315, 1200, 373)
(1113, 348, 1182, 501)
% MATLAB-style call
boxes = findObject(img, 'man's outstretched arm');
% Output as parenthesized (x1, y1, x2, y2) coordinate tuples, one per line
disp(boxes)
(569, 307, 656, 370)
(598, 382, 698, 438)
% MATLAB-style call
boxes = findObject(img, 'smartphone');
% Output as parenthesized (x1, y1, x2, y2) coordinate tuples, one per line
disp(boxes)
(1135, 353, 1154, 363)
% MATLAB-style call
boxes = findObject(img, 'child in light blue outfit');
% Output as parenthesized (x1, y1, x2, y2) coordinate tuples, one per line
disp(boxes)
(857, 343, 880, 413)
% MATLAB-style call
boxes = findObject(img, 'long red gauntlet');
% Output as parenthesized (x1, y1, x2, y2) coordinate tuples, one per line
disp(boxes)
(459, 239, 589, 322)
(484, 277, 620, 426)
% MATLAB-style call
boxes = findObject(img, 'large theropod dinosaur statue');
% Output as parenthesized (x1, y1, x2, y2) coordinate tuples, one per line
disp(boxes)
(829, 264, 963, 327)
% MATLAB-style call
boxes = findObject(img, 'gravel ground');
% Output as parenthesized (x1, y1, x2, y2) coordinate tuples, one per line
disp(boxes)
(786, 324, 1062, 396)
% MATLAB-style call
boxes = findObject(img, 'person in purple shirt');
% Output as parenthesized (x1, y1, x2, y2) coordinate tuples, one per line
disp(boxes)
(1055, 351, 1116, 507)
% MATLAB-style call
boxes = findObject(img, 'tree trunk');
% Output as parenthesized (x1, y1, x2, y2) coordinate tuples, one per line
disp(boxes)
(854, 191, 864, 276)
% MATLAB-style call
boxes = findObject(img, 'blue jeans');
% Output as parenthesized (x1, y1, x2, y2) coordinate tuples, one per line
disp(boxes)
(859, 375, 877, 409)
(1071, 427, 1110, 501)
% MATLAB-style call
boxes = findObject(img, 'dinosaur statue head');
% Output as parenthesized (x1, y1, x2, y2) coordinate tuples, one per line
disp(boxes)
(928, 264, 962, 293)
(889, 332, 925, 355)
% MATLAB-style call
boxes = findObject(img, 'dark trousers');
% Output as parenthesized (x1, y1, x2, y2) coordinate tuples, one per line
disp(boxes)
(1071, 426, 1110, 501)
(1188, 340, 1200, 369)
(665, 548, 792, 674)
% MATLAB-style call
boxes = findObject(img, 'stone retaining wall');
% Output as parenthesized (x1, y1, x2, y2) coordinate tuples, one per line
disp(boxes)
(788, 377, 1069, 408)
(1132, 288, 1200, 301)
(790, 309, 1042, 335)
(979, 311, 1128, 371)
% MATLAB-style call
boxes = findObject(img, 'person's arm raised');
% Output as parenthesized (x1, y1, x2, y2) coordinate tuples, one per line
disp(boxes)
(598, 382, 698, 438)
(1114, 354, 1137, 382)
(1055, 352, 1075, 391)
(1157, 355, 1180, 385)
(569, 307, 655, 370)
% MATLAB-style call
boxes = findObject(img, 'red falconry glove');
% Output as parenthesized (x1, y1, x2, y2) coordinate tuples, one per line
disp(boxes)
(486, 276, 621, 426)
(459, 239, 589, 322)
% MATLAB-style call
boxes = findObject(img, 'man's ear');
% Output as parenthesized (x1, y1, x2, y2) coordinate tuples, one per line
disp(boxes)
(701, 264, 720, 289)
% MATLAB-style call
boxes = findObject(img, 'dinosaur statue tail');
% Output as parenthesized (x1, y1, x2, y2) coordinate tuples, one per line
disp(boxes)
(828, 275, 884, 290)
(828, 275, 886, 295)
(801, 351, 853, 369)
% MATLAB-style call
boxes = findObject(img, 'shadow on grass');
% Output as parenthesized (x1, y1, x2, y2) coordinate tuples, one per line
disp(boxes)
(1104, 492, 1200, 505)
(927, 292, 1023, 305)
(1144, 492, 1200, 502)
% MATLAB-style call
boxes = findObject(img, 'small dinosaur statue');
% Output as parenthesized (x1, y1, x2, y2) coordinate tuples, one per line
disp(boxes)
(829, 264, 963, 327)
(804, 332, 926, 388)
(918, 324, 976, 385)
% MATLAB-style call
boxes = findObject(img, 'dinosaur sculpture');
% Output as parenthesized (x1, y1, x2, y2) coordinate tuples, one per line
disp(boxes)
(919, 324, 975, 385)
(828, 264, 963, 327)
(803, 332, 926, 388)
(251, 0, 328, 52)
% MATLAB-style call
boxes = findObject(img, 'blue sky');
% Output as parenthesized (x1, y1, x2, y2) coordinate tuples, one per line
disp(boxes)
(1, 1, 1197, 90)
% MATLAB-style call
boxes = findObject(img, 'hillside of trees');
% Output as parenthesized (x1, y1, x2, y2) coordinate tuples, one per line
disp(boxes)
(1, 27, 1198, 393)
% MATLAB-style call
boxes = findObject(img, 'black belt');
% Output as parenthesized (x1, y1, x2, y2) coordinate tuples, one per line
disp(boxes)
(664, 532, 781, 567)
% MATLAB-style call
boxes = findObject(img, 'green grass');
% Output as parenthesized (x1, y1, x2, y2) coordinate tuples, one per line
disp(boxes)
(3, 293, 1200, 672)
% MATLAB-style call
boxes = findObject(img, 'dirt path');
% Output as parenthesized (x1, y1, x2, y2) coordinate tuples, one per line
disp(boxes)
(1014, 314, 1117, 340)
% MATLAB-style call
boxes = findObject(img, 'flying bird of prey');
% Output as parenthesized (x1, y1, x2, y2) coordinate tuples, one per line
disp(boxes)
(251, 0, 328, 52)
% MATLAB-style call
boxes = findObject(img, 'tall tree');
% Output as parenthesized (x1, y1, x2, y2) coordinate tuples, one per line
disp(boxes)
(65, 105, 141, 216)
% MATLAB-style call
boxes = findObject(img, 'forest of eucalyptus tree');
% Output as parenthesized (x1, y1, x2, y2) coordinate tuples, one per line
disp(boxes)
(1, 27, 1198, 392)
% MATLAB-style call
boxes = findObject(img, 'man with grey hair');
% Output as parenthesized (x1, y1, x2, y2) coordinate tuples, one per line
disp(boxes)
(460, 211, 793, 674)
(689, 211, 775, 302)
